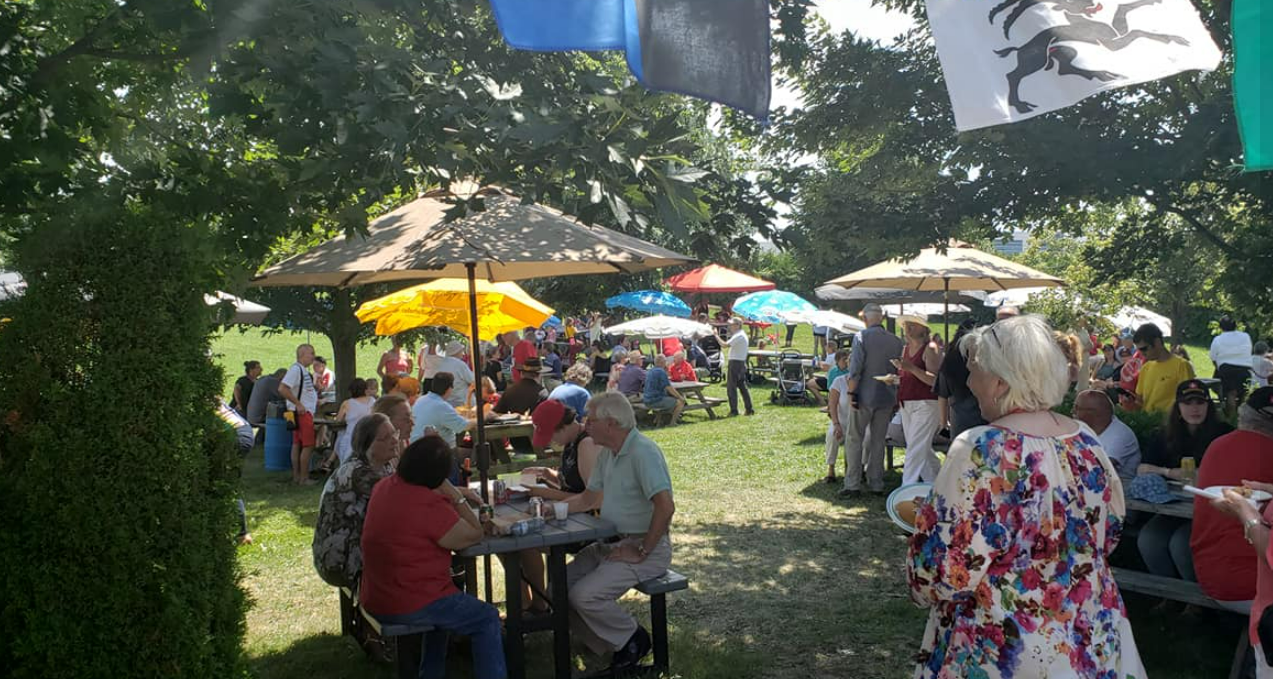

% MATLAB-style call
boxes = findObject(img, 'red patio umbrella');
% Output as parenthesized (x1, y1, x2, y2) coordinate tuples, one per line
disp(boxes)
(665, 264, 775, 294)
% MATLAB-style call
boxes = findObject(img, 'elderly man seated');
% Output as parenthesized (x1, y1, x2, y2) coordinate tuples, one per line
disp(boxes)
(557, 393, 675, 671)
(615, 352, 647, 398)
(1071, 389, 1141, 481)
(642, 354, 686, 424)
(667, 350, 697, 383)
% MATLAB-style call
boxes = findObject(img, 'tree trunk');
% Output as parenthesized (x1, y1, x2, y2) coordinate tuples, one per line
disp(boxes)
(327, 288, 361, 402)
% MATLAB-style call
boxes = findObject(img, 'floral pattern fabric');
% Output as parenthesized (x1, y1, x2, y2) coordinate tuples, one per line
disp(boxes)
(907, 424, 1145, 679)
(312, 457, 394, 588)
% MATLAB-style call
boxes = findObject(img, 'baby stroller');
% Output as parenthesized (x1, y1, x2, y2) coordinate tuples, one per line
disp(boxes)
(698, 336, 724, 383)
(770, 351, 815, 406)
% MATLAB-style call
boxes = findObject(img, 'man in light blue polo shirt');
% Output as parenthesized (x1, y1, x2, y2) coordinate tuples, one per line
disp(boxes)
(409, 372, 474, 448)
(559, 392, 674, 671)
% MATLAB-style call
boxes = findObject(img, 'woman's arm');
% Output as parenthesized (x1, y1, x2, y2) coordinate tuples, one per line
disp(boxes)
(232, 382, 244, 408)
(376, 353, 389, 380)
(335, 400, 350, 422)
(576, 439, 601, 486)
(907, 433, 1004, 607)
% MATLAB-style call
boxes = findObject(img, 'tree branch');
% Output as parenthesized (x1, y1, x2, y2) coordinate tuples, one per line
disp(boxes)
(1154, 201, 1243, 258)
(32, 9, 124, 84)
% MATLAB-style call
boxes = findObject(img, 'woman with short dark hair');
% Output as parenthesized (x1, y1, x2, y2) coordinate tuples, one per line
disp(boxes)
(231, 360, 262, 416)
(312, 414, 399, 589)
(360, 436, 504, 679)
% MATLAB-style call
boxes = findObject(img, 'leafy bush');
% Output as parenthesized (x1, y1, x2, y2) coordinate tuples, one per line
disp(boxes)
(0, 202, 247, 677)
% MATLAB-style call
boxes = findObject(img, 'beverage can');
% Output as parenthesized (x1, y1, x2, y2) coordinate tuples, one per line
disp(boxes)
(492, 480, 507, 505)
(529, 497, 544, 519)
(479, 505, 494, 523)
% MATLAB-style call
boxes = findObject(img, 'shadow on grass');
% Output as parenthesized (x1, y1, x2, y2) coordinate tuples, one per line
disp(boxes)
(250, 633, 388, 679)
(670, 511, 923, 679)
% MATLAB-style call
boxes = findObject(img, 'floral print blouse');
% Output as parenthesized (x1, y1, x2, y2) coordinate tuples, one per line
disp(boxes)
(312, 457, 394, 589)
(907, 424, 1145, 679)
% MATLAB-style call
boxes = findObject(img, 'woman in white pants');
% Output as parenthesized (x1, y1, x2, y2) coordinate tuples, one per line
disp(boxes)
(894, 317, 943, 485)
(824, 372, 853, 484)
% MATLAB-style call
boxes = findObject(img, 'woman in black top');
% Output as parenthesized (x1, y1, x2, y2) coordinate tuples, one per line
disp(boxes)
(525, 401, 601, 500)
(935, 319, 985, 439)
(1136, 379, 1235, 580)
(231, 360, 262, 416)
(1138, 380, 1235, 478)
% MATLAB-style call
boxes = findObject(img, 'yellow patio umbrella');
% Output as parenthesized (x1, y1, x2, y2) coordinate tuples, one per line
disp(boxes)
(355, 278, 553, 341)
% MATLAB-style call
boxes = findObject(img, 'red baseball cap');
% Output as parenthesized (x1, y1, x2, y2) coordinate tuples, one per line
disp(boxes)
(531, 399, 567, 448)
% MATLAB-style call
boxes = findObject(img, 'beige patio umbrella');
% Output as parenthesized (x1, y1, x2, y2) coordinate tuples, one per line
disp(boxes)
(824, 242, 1063, 339)
(252, 186, 694, 503)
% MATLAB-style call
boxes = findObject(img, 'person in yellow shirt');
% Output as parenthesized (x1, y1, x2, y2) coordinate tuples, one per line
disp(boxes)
(1129, 323, 1196, 414)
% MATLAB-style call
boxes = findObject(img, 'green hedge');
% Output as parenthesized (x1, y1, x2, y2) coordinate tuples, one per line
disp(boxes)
(0, 203, 247, 677)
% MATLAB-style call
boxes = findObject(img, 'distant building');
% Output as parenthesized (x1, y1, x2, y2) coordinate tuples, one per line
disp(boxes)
(992, 230, 1029, 256)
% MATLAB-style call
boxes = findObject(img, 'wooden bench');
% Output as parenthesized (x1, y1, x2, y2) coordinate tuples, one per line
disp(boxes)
(340, 586, 434, 679)
(1113, 568, 1250, 679)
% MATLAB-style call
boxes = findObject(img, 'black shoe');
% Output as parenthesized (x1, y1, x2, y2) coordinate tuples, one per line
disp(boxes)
(610, 626, 651, 670)
(824, 474, 838, 485)
(836, 488, 859, 498)
(744, 410, 756, 416)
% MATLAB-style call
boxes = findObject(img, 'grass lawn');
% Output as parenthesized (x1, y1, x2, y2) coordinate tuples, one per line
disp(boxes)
(218, 326, 1234, 679)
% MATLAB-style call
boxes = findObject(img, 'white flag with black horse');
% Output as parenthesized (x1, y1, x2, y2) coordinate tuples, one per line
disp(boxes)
(925, 0, 1223, 131)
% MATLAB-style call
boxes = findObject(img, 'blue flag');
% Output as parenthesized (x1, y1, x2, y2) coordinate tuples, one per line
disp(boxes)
(488, 0, 769, 119)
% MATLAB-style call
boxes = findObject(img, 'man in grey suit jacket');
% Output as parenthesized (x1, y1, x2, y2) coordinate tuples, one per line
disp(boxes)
(840, 303, 904, 496)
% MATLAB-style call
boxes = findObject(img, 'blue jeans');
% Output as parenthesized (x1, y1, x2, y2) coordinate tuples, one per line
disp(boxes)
(1137, 515, 1196, 581)
(376, 593, 506, 679)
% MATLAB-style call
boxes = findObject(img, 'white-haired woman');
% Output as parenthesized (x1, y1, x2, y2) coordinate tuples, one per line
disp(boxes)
(907, 315, 1144, 678)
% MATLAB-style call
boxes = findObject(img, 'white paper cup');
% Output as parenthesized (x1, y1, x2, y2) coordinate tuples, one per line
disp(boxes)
(553, 502, 569, 521)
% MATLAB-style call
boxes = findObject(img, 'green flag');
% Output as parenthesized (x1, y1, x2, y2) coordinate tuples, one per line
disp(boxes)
(1234, 0, 1272, 171)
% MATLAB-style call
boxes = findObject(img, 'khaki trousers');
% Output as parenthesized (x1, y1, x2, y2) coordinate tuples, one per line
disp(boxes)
(565, 535, 672, 654)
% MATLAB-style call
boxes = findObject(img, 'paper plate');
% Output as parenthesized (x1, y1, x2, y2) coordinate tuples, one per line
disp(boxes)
(1207, 485, 1272, 503)
(887, 483, 933, 534)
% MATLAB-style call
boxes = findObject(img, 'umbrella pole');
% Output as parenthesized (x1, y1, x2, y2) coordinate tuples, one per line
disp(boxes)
(465, 262, 495, 604)
(466, 262, 489, 504)
(943, 278, 950, 344)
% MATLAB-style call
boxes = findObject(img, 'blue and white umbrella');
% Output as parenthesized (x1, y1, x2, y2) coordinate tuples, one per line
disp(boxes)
(605, 290, 691, 318)
(732, 290, 816, 324)
(542, 315, 564, 329)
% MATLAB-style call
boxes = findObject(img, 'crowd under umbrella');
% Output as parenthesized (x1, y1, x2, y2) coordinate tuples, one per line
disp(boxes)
(602, 314, 715, 340)
(823, 241, 1063, 340)
(605, 289, 692, 318)
(251, 185, 694, 507)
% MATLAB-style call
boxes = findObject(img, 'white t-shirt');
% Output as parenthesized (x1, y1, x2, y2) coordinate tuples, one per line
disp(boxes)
(281, 362, 318, 412)
(1210, 331, 1253, 368)
(829, 374, 852, 423)
(727, 330, 749, 362)
(432, 356, 475, 407)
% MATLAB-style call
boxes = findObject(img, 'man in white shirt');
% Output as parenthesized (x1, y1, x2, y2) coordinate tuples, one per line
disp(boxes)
(1209, 315, 1253, 417)
(278, 343, 319, 485)
(1072, 390, 1141, 481)
(410, 372, 475, 448)
(725, 317, 754, 416)
(429, 340, 475, 407)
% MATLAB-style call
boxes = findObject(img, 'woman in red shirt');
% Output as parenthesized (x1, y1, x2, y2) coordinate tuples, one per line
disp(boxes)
(360, 436, 505, 679)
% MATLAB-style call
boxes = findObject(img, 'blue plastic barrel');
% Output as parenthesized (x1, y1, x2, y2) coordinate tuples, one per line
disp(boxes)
(263, 417, 292, 472)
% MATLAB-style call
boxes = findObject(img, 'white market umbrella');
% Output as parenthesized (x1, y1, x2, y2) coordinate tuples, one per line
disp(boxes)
(825, 242, 1063, 340)
(604, 315, 715, 340)
(815, 285, 986, 305)
(204, 291, 271, 325)
(781, 309, 866, 335)
(1108, 306, 1173, 337)
(882, 303, 971, 317)
(982, 286, 1051, 308)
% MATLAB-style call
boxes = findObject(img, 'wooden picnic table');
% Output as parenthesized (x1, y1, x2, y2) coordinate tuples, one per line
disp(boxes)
(671, 381, 722, 420)
(459, 498, 617, 679)
(1125, 487, 1195, 519)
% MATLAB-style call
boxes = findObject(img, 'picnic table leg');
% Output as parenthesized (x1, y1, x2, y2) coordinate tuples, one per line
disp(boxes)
(504, 555, 526, 679)
(484, 555, 494, 605)
(549, 545, 572, 679)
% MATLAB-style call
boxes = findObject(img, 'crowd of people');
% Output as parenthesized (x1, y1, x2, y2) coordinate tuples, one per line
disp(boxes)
(224, 304, 1273, 678)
